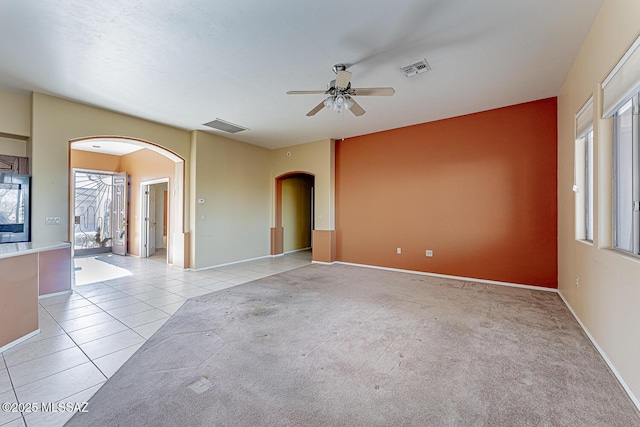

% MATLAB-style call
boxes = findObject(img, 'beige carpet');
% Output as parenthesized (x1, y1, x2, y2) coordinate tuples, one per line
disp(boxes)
(66, 264, 640, 426)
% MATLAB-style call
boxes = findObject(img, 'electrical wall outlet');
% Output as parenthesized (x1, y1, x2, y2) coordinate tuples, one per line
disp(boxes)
(575, 277, 579, 287)
(45, 217, 60, 225)
(396, 248, 401, 254)
(426, 250, 433, 257)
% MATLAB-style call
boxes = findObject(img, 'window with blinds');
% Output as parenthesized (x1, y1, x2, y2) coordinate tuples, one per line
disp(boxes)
(574, 97, 594, 242)
(602, 34, 640, 255)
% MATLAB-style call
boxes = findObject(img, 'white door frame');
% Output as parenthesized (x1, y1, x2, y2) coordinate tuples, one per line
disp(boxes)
(112, 171, 128, 256)
(140, 178, 169, 261)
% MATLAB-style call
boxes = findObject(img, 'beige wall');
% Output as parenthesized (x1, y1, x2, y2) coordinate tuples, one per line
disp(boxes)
(121, 149, 175, 258)
(0, 89, 30, 162)
(282, 175, 313, 252)
(271, 139, 334, 231)
(0, 137, 28, 157)
(0, 89, 30, 138)
(5, 90, 330, 270)
(190, 131, 271, 269)
(558, 0, 640, 401)
(30, 93, 191, 251)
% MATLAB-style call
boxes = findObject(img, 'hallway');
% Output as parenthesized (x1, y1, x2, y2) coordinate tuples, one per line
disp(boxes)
(0, 251, 311, 427)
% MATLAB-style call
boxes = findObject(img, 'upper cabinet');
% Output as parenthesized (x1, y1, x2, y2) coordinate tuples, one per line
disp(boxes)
(0, 154, 29, 174)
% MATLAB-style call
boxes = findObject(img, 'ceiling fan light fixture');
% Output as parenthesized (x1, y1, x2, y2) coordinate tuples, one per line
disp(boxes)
(324, 98, 334, 109)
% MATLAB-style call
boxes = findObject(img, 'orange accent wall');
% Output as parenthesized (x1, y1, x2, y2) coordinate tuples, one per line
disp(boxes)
(336, 98, 558, 288)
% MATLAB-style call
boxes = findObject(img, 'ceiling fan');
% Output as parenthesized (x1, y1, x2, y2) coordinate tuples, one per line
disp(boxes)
(287, 64, 395, 117)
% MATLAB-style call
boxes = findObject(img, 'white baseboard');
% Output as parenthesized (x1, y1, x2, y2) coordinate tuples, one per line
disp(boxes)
(284, 247, 312, 254)
(192, 250, 312, 270)
(193, 254, 273, 272)
(558, 291, 640, 412)
(38, 290, 73, 299)
(311, 260, 336, 266)
(333, 261, 558, 292)
(0, 329, 40, 353)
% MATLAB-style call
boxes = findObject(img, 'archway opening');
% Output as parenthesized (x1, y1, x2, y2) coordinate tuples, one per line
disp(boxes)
(69, 136, 185, 268)
(272, 172, 315, 257)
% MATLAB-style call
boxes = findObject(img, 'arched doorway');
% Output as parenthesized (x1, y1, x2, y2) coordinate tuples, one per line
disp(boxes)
(272, 172, 315, 256)
(69, 136, 185, 267)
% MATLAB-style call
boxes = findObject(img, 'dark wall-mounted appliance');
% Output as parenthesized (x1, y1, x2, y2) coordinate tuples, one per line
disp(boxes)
(0, 173, 30, 243)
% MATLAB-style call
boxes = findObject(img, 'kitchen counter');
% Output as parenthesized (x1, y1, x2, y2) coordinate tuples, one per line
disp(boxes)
(0, 241, 70, 259)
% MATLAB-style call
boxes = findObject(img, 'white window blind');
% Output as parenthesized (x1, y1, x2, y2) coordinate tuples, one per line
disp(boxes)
(602, 34, 640, 118)
(576, 96, 593, 138)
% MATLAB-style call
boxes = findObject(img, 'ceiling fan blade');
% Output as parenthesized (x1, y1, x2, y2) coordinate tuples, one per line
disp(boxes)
(348, 98, 366, 117)
(306, 99, 327, 116)
(287, 90, 327, 95)
(351, 87, 395, 96)
(335, 70, 352, 89)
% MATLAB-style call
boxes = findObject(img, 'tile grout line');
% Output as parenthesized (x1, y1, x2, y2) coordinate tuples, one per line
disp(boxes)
(5, 316, 110, 392)
(46, 302, 148, 372)
(32, 306, 141, 399)
(26, 291, 145, 388)
(1, 353, 26, 427)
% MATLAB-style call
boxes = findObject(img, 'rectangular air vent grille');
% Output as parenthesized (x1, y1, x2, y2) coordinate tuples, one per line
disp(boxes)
(400, 59, 431, 77)
(203, 118, 249, 134)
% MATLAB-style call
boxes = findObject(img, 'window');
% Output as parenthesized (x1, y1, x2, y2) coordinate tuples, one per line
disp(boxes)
(613, 96, 639, 254)
(585, 129, 594, 241)
(602, 33, 640, 255)
(574, 97, 593, 242)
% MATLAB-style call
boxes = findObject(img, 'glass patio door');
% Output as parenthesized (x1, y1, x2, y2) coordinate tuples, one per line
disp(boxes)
(73, 171, 115, 256)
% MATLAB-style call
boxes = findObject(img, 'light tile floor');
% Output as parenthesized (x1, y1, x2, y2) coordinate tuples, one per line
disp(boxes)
(0, 250, 311, 427)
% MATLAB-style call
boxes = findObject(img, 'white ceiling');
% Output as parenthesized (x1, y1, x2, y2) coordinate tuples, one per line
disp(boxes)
(72, 138, 144, 156)
(0, 0, 603, 150)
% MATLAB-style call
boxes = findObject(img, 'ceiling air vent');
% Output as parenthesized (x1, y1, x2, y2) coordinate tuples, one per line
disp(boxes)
(400, 59, 431, 77)
(203, 118, 249, 134)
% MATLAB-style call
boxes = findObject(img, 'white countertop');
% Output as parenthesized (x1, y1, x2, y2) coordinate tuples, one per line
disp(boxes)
(0, 241, 71, 259)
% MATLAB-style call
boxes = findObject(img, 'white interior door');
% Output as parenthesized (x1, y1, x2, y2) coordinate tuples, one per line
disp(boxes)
(112, 172, 127, 256)
(145, 186, 157, 257)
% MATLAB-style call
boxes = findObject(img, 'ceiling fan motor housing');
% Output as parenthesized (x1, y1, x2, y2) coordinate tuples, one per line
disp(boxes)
(332, 64, 347, 74)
